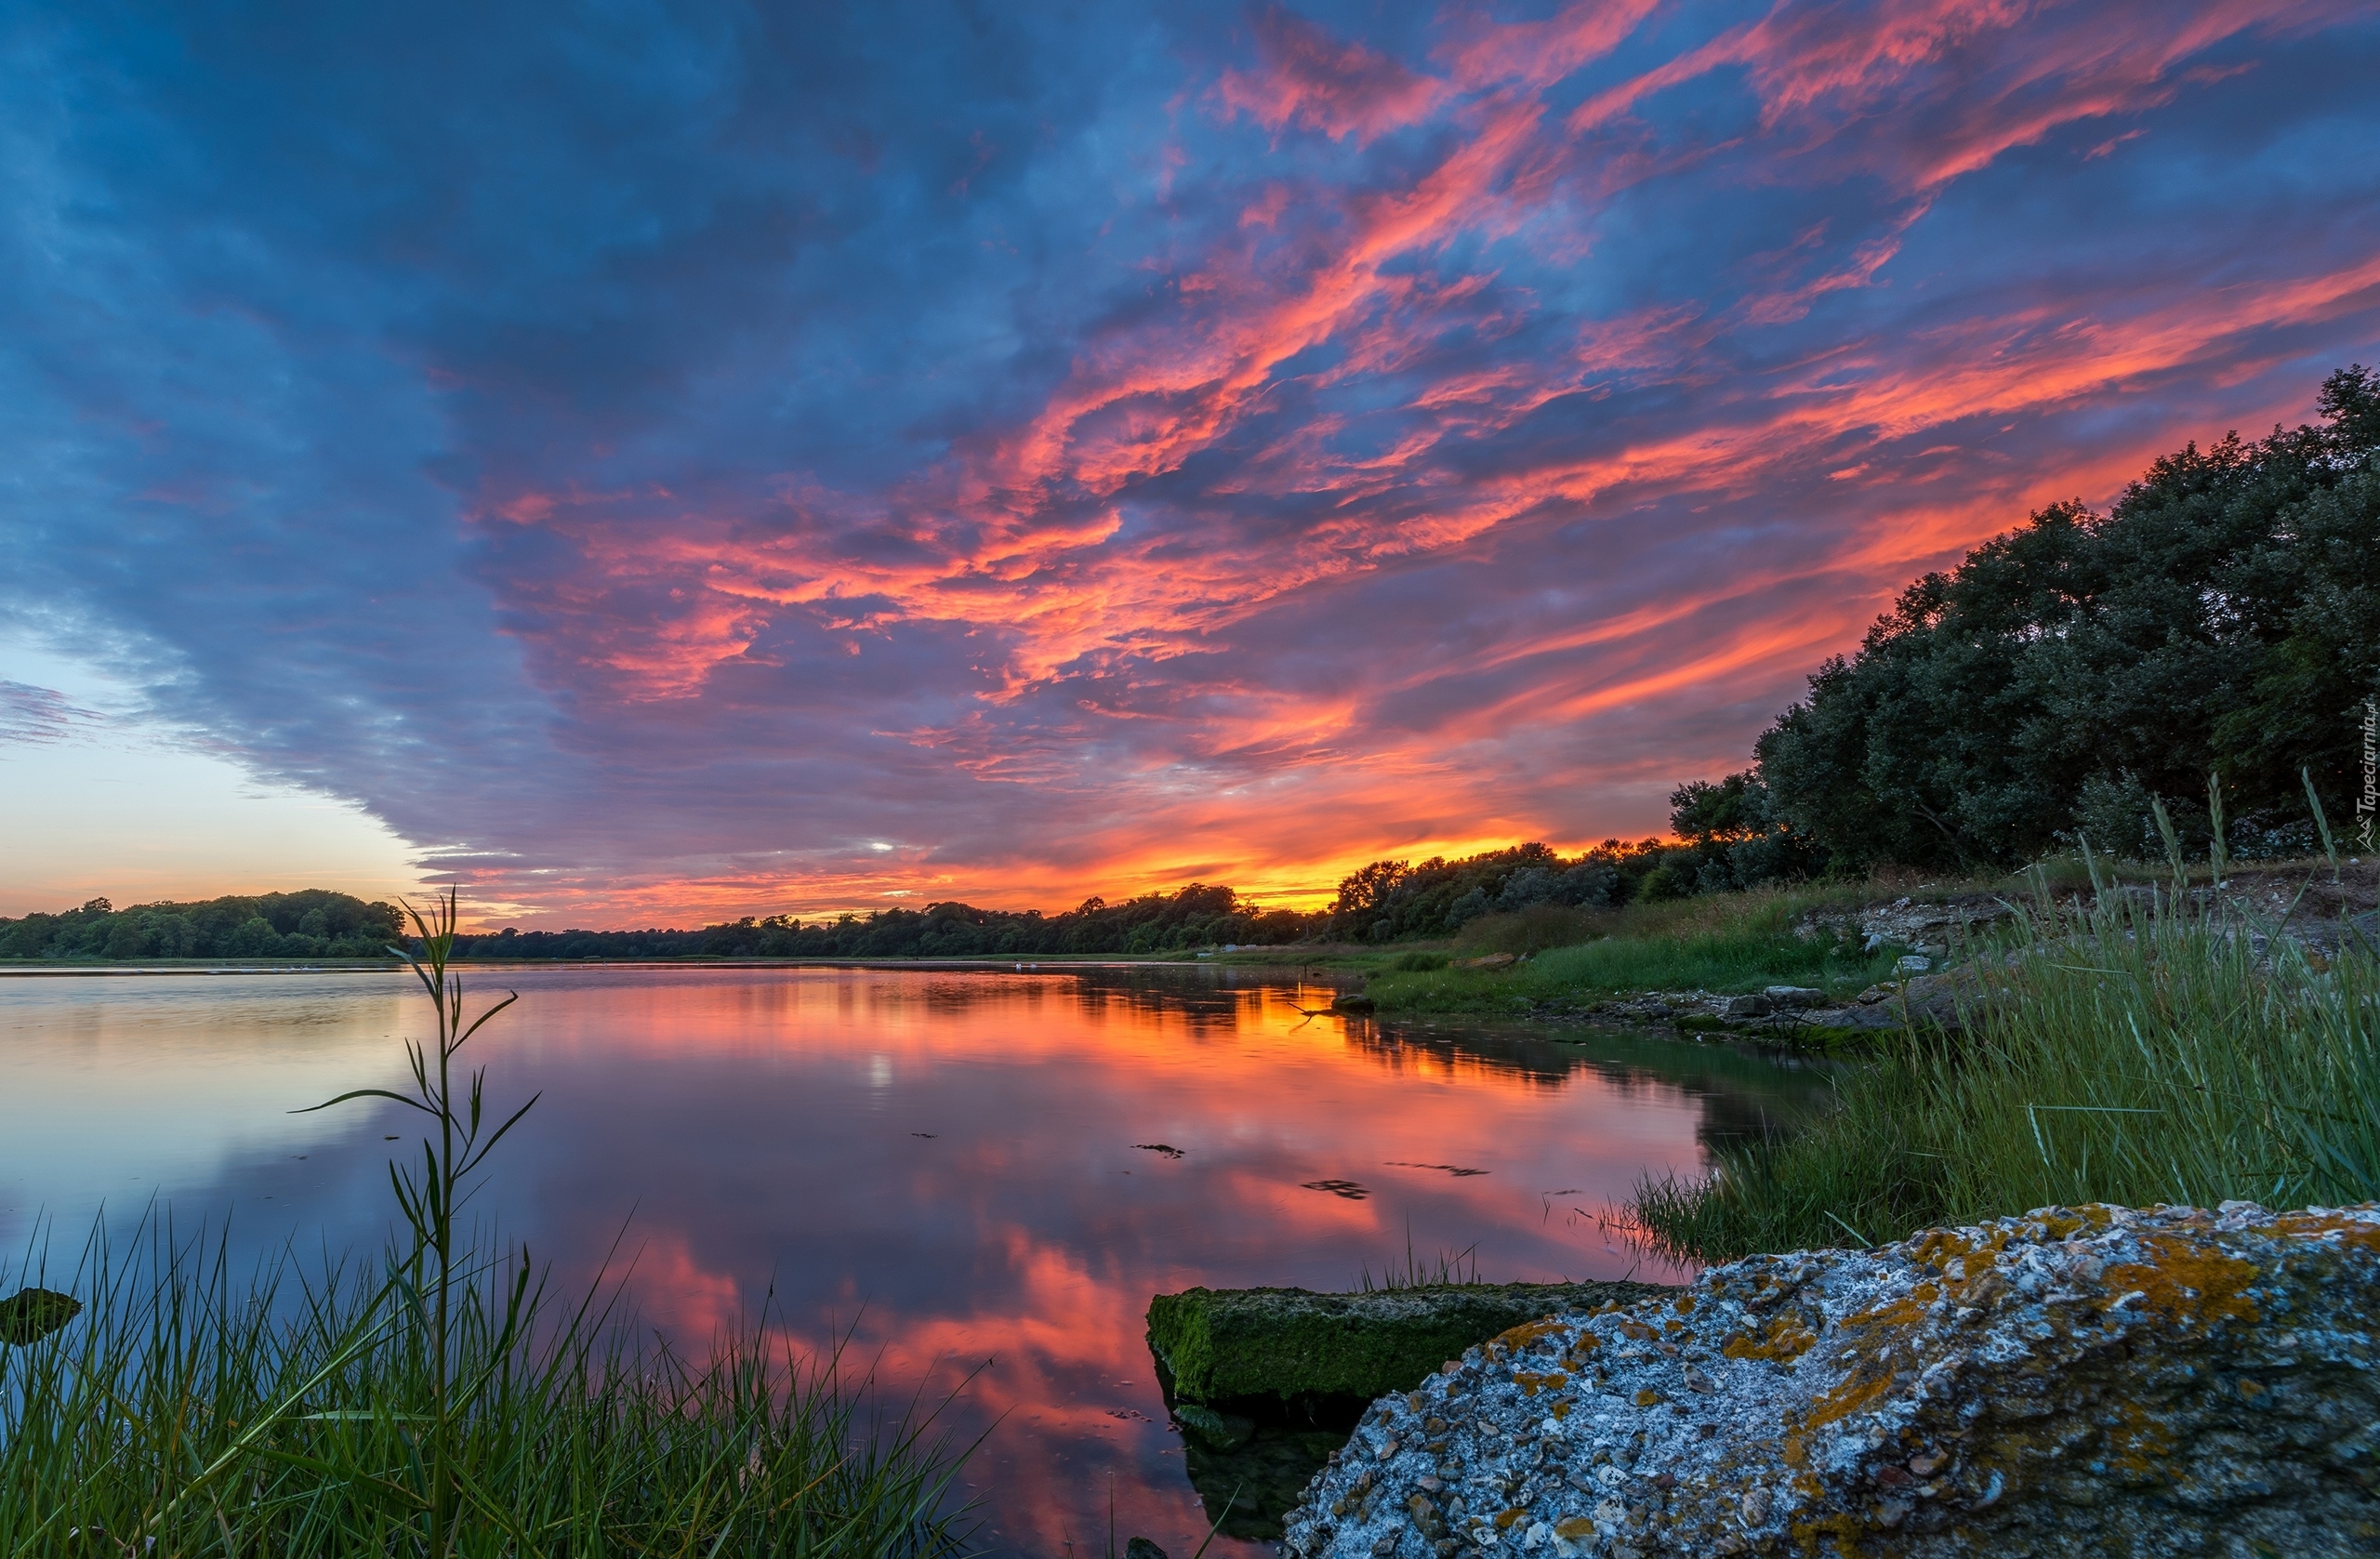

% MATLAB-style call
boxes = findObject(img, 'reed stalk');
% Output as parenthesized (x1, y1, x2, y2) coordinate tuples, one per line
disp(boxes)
(0, 890, 972, 1557)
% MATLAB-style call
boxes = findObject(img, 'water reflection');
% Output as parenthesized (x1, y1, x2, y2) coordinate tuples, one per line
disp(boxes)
(0, 965, 1830, 1555)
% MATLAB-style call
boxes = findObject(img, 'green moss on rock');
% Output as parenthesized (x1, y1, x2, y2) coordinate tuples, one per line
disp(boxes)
(1146, 1281, 1665, 1405)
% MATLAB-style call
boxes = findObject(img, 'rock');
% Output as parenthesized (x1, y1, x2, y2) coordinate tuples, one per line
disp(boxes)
(1894, 953, 1931, 973)
(1454, 954, 1517, 971)
(1802, 893, 2015, 952)
(1147, 1281, 1668, 1407)
(1720, 994, 1772, 1019)
(1854, 984, 1888, 1005)
(0, 1288, 80, 1345)
(1761, 985, 1823, 1009)
(1125, 1539, 1170, 1559)
(1173, 1401, 1257, 1451)
(1333, 994, 1378, 1014)
(1279, 1203, 2380, 1558)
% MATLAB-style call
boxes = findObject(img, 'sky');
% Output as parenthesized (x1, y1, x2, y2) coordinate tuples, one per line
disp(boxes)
(4, 0, 2378, 927)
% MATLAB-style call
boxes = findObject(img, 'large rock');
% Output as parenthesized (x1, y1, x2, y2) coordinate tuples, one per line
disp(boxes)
(1149, 1282, 1666, 1407)
(1281, 1203, 2380, 1557)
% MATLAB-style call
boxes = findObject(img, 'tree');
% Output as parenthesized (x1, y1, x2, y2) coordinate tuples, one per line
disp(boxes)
(1754, 367, 2380, 868)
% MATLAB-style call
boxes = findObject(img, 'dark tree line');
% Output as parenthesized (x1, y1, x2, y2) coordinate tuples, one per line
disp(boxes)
(0, 891, 403, 960)
(1739, 365, 2380, 871)
(1326, 839, 1667, 940)
(3, 882, 1326, 962)
(445, 882, 1326, 960)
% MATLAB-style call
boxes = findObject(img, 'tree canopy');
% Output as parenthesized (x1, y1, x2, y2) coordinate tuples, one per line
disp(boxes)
(447, 882, 1325, 960)
(0, 891, 403, 960)
(1, 883, 1328, 961)
(1750, 365, 2380, 870)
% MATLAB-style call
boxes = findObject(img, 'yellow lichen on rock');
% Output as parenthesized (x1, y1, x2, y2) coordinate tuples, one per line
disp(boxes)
(1493, 1317, 1567, 1352)
(2099, 1233, 2263, 1327)
(1721, 1311, 1817, 1362)
(1282, 1202, 2380, 1559)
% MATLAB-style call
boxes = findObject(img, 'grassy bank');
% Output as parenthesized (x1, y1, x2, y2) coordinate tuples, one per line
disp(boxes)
(1357, 887, 1912, 1015)
(1631, 882, 2380, 1261)
(0, 892, 970, 1557)
(0, 1231, 967, 1557)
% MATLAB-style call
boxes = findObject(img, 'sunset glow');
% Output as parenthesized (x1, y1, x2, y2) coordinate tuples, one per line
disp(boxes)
(6, 0, 2376, 922)
(0, 966, 1806, 1552)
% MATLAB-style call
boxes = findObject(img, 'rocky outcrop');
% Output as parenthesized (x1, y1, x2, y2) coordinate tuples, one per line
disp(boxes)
(1795, 894, 2014, 958)
(1571, 972, 1966, 1038)
(1281, 1203, 2380, 1557)
(1148, 1282, 1666, 1407)
(1149, 1281, 1672, 1541)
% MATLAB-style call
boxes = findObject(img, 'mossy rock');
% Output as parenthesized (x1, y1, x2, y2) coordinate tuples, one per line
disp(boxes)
(0, 1288, 81, 1345)
(1171, 1401, 1256, 1451)
(1146, 1280, 1665, 1405)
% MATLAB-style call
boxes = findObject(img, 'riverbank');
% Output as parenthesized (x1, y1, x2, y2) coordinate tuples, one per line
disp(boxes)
(1630, 867, 2380, 1262)
(1345, 859, 2375, 1031)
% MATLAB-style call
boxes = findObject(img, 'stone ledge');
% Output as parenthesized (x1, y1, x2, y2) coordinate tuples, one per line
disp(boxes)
(1283, 1202, 2380, 1558)
(1148, 1281, 1670, 1407)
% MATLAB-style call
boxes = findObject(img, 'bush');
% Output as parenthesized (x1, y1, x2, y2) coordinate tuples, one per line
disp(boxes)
(1633, 863, 1687, 903)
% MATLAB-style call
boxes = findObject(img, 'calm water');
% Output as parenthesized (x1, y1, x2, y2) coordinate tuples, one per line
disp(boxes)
(0, 964, 1827, 1553)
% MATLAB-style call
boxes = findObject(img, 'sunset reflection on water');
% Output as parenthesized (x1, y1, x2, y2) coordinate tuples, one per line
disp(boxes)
(0, 965, 1830, 1554)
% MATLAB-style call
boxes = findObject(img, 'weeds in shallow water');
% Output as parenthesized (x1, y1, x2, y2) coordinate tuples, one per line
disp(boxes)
(1631, 873, 2380, 1262)
(0, 889, 972, 1557)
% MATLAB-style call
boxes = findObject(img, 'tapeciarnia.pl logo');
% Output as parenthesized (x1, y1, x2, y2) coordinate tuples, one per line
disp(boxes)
(2360, 694, 2377, 850)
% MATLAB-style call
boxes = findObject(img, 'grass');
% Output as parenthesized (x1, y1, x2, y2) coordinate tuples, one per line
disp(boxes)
(0, 1228, 969, 1557)
(1364, 888, 1910, 1015)
(1631, 871, 2380, 1262)
(0, 891, 972, 1558)
(1354, 1230, 1485, 1293)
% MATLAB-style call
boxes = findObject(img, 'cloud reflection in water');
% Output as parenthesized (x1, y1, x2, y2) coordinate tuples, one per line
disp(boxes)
(0, 966, 1830, 1553)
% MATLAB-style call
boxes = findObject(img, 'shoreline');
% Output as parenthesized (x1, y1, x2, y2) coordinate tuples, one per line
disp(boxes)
(0, 954, 1356, 978)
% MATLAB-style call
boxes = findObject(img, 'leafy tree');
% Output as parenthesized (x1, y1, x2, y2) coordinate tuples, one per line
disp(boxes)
(1753, 366, 2380, 868)
(0, 891, 404, 960)
(1322, 840, 1662, 940)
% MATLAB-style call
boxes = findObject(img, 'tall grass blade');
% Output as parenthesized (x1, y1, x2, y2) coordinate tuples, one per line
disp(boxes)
(2306, 767, 2341, 883)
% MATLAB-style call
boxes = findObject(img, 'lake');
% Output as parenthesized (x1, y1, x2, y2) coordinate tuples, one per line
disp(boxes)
(0, 963, 1829, 1554)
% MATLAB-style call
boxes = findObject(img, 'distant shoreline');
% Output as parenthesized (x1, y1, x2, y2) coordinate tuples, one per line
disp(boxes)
(0, 952, 1359, 978)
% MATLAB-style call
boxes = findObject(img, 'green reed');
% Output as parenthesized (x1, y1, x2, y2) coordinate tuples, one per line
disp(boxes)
(1632, 865, 2380, 1261)
(0, 890, 972, 1558)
